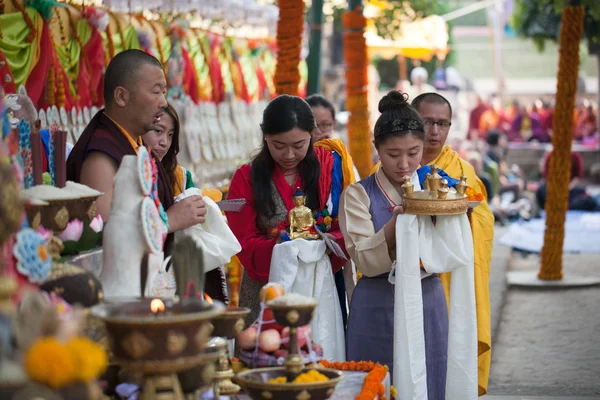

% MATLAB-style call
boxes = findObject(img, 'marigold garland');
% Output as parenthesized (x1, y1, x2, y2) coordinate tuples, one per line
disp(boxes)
(24, 337, 108, 389)
(320, 360, 389, 400)
(273, 0, 304, 96)
(539, 5, 584, 281)
(343, 7, 373, 178)
(105, 22, 116, 62)
(56, 8, 79, 103)
(66, 8, 90, 103)
(107, 10, 126, 53)
(47, 64, 56, 105)
(24, 338, 77, 389)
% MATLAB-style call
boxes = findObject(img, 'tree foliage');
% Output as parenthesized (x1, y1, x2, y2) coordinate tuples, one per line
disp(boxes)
(511, 0, 600, 52)
(371, 0, 448, 40)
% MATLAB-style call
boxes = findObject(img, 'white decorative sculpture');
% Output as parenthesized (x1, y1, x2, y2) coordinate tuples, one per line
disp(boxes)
(101, 146, 168, 298)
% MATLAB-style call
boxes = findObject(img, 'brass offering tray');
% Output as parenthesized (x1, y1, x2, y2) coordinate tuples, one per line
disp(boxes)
(235, 367, 343, 400)
(401, 165, 468, 216)
(234, 295, 343, 399)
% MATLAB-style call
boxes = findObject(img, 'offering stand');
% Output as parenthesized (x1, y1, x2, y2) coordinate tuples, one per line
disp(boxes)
(91, 298, 225, 400)
(234, 295, 343, 400)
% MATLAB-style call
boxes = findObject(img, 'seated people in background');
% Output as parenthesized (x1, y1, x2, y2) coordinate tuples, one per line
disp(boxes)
(143, 103, 229, 304)
(537, 151, 596, 211)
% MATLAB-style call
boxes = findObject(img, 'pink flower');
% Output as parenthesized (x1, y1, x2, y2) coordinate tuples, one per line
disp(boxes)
(37, 226, 52, 240)
(89, 215, 104, 233)
(58, 219, 84, 242)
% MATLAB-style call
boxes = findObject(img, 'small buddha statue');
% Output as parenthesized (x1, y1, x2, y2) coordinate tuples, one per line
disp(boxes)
(437, 179, 449, 199)
(289, 188, 319, 240)
(423, 173, 431, 191)
(456, 175, 468, 196)
(427, 165, 442, 192)
(401, 176, 414, 196)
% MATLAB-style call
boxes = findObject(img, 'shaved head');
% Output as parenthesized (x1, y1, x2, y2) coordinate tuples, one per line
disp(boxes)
(103, 49, 163, 106)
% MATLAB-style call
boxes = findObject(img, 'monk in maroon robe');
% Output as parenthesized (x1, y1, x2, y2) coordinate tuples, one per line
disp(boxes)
(66, 50, 207, 256)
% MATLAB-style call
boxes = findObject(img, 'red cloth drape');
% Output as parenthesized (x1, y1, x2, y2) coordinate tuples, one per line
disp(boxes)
(0, 49, 16, 94)
(181, 47, 199, 104)
(25, 22, 52, 106)
(81, 28, 105, 107)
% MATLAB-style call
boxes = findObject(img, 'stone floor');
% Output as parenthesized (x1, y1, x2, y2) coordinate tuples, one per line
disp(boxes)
(487, 251, 600, 397)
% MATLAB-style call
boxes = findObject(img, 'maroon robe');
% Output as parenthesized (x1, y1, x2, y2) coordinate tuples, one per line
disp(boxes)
(66, 110, 174, 255)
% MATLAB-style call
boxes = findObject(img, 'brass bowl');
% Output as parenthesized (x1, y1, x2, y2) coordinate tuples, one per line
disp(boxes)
(403, 190, 468, 216)
(234, 367, 343, 400)
(211, 307, 250, 339)
(177, 343, 223, 394)
(267, 302, 318, 328)
(24, 195, 101, 232)
(90, 298, 225, 373)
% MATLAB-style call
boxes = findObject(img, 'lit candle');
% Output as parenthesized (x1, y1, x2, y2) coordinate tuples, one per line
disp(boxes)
(150, 298, 165, 314)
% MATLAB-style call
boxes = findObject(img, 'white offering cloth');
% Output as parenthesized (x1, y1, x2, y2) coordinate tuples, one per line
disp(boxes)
(391, 213, 477, 400)
(174, 188, 241, 273)
(269, 239, 346, 362)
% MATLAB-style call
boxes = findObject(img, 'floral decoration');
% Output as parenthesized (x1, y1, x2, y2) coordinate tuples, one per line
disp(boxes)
(13, 227, 52, 283)
(82, 6, 109, 32)
(89, 215, 104, 233)
(24, 336, 108, 389)
(58, 219, 84, 242)
(539, 5, 585, 281)
(273, 0, 304, 95)
(465, 187, 484, 202)
(343, 7, 373, 178)
(319, 360, 389, 400)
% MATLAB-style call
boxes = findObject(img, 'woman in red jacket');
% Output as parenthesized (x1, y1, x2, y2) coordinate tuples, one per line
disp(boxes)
(226, 95, 347, 326)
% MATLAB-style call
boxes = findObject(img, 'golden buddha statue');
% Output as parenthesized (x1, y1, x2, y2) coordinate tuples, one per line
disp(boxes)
(288, 188, 319, 240)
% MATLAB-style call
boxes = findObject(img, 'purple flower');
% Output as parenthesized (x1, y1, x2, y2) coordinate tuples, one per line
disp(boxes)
(58, 219, 84, 242)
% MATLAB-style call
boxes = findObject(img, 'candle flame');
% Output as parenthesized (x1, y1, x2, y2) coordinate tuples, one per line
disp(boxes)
(204, 293, 213, 304)
(150, 298, 165, 313)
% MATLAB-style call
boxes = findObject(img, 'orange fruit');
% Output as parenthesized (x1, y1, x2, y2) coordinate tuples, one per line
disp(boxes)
(259, 283, 285, 303)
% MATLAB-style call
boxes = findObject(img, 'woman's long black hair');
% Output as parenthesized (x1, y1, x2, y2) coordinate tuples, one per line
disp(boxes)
(251, 95, 320, 217)
(159, 103, 181, 188)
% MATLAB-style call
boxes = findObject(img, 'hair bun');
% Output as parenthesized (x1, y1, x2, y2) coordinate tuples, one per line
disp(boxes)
(378, 91, 410, 113)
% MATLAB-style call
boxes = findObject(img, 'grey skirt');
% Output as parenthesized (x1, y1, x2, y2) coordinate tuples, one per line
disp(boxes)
(347, 274, 448, 400)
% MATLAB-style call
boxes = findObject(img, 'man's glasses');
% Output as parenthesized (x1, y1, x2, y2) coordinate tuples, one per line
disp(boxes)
(317, 122, 334, 131)
(423, 119, 452, 128)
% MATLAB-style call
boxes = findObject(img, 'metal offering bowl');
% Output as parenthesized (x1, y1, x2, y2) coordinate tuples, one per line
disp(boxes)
(235, 367, 343, 400)
(177, 340, 224, 394)
(90, 298, 225, 373)
(267, 302, 318, 328)
(211, 307, 250, 339)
